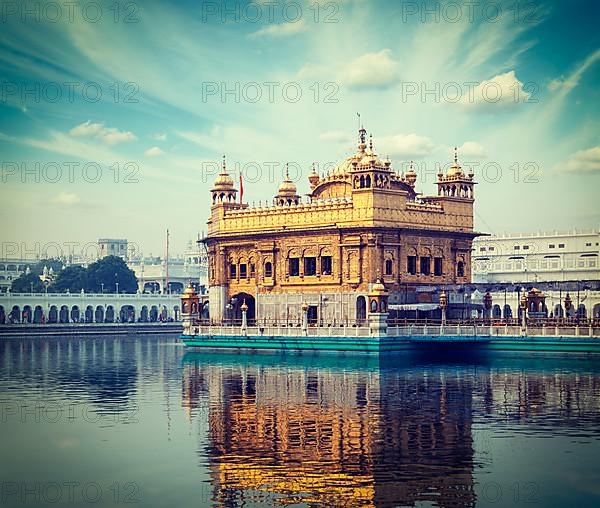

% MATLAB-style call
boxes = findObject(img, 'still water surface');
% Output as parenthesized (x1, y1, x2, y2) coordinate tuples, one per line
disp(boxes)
(1, 335, 600, 507)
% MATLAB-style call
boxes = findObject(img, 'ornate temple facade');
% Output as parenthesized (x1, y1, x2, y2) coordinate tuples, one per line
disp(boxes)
(203, 126, 479, 323)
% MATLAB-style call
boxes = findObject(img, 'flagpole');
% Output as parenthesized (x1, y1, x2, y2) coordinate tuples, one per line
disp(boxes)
(165, 229, 169, 295)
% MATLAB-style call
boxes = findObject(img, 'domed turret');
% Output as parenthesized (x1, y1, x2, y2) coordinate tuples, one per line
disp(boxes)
(275, 164, 300, 206)
(435, 147, 476, 199)
(211, 155, 238, 205)
(405, 161, 417, 187)
(308, 163, 320, 190)
(447, 147, 465, 177)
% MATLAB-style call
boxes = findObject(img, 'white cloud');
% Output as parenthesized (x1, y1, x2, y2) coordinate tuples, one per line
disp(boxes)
(249, 19, 308, 38)
(460, 71, 530, 110)
(548, 77, 578, 92)
(548, 49, 600, 93)
(145, 146, 165, 157)
(557, 147, 600, 174)
(153, 133, 167, 141)
(458, 141, 486, 159)
(51, 192, 80, 206)
(377, 133, 435, 159)
(338, 49, 400, 90)
(69, 121, 137, 145)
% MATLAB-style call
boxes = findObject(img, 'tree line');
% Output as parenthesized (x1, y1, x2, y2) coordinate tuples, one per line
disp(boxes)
(11, 256, 139, 294)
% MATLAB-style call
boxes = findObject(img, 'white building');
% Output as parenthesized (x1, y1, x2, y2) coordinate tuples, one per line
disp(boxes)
(128, 241, 208, 294)
(472, 229, 600, 283)
(98, 238, 129, 260)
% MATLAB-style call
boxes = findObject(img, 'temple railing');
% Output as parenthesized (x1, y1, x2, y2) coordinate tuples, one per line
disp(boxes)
(185, 323, 600, 338)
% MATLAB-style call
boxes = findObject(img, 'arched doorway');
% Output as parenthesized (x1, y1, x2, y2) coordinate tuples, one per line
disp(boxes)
(150, 306, 158, 322)
(0, 306, 5, 324)
(105, 306, 115, 323)
(48, 306, 58, 323)
(356, 296, 366, 325)
(503, 304, 513, 319)
(22, 305, 33, 323)
(594, 303, 600, 319)
(33, 306, 44, 324)
(173, 305, 180, 321)
(492, 304, 501, 319)
(201, 301, 210, 321)
(10, 305, 20, 323)
(120, 305, 135, 323)
(576, 304, 587, 319)
(229, 293, 256, 325)
(140, 306, 149, 322)
(554, 304, 564, 318)
(70, 306, 80, 323)
(59, 306, 69, 323)
(95, 306, 104, 323)
(85, 305, 94, 323)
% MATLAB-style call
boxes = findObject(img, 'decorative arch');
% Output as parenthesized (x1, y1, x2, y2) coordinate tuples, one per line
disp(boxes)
(48, 305, 58, 323)
(356, 296, 366, 325)
(33, 305, 44, 324)
(22, 305, 33, 324)
(457, 258, 465, 277)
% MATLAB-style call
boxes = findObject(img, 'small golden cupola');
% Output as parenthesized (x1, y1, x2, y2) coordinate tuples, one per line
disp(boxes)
(308, 163, 320, 190)
(436, 147, 476, 200)
(405, 161, 417, 187)
(275, 164, 300, 206)
(447, 146, 464, 177)
(211, 155, 238, 205)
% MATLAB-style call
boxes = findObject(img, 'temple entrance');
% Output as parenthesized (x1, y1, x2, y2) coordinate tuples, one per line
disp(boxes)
(307, 306, 318, 326)
(229, 293, 256, 325)
(356, 296, 366, 325)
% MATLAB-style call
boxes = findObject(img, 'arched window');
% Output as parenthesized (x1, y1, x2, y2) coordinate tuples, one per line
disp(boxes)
(191, 302, 198, 313)
(385, 259, 393, 276)
(264, 262, 273, 278)
(356, 296, 366, 324)
(457, 261, 465, 277)
(370, 299, 378, 312)
(182, 301, 189, 313)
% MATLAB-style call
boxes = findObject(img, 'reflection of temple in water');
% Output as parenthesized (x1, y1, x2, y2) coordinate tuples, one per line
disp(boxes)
(182, 356, 477, 507)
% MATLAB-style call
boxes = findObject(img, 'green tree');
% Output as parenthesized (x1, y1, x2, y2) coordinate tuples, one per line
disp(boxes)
(52, 266, 87, 293)
(11, 273, 46, 293)
(86, 256, 138, 293)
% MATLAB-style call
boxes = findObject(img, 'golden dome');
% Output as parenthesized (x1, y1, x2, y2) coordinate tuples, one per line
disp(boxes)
(213, 172, 234, 188)
(212, 155, 234, 189)
(277, 165, 298, 196)
(405, 161, 417, 186)
(447, 147, 464, 177)
(370, 279, 388, 295)
(182, 284, 198, 297)
(278, 178, 297, 195)
(308, 164, 320, 188)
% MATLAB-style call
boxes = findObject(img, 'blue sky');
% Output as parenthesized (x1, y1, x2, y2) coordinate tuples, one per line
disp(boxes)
(1, 0, 599, 256)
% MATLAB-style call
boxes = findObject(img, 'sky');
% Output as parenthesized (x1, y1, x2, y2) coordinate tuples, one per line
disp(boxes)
(1, 0, 599, 258)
